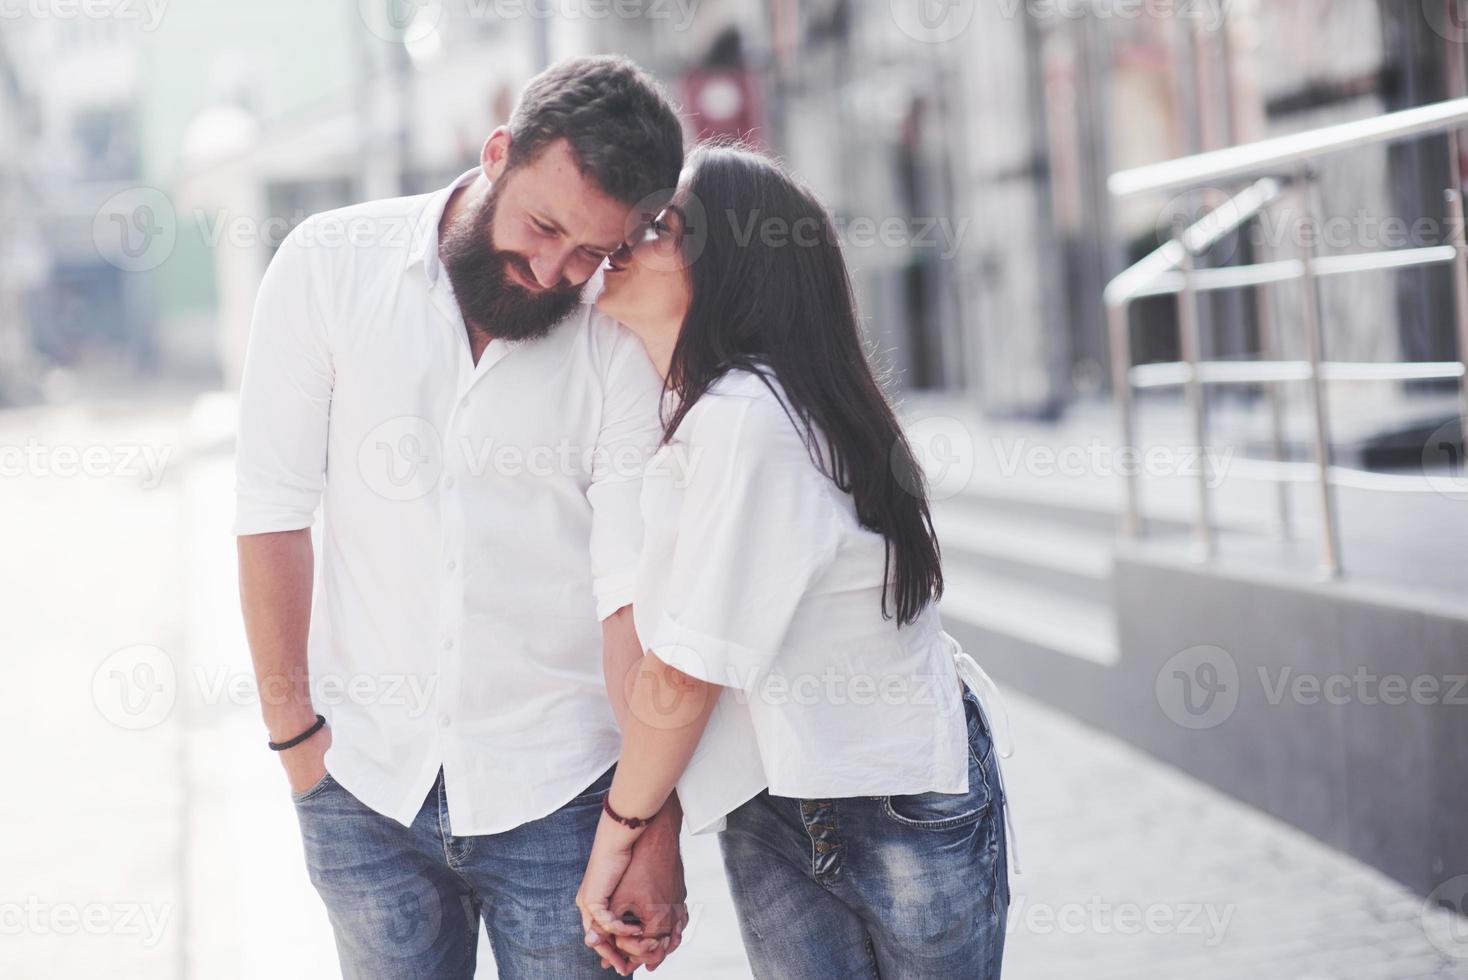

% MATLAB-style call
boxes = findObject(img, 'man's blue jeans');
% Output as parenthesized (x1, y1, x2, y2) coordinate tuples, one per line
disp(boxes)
(718, 689, 1010, 978)
(292, 764, 615, 979)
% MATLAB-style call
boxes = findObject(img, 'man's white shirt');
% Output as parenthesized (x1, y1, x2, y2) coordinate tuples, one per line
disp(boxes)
(234, 168, 665, 834)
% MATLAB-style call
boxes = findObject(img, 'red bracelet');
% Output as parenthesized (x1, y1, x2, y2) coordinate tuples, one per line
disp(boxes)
(602, 792, 654, 830)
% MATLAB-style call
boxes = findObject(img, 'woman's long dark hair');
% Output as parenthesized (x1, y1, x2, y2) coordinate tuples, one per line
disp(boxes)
(661, 142, 943, 625)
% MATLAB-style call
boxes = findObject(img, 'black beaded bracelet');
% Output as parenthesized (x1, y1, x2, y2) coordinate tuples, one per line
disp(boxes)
(268, 713, 326, 751)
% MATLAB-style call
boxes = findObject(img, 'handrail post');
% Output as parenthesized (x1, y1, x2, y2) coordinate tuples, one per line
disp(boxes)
(1446, 186, 1468, 483)
(1295, 166, 1343, 578)
(1254, 232, 1293, 540)
(1177, 238, 1215, 559)
(1109, 298, 1141, 537)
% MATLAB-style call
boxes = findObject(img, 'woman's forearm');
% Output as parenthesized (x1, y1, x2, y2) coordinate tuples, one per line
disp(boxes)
(601, 606, 643, 732)
(606, 651, 720, 821)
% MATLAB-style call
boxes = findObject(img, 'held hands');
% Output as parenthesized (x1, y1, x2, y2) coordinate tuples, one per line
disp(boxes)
(575, 805, 688, 974)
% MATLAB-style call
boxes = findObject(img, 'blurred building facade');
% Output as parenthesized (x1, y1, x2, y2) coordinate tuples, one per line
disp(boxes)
(1, 13, 149, 400)
(607, 0, 1468, 422)
(4, 0, 1466, 426)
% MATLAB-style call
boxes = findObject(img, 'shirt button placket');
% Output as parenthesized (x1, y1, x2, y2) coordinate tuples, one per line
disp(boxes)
(437, 402, 467, 763)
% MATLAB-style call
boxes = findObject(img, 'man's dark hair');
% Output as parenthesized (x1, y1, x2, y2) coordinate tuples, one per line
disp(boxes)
(507, 55, 684, 207)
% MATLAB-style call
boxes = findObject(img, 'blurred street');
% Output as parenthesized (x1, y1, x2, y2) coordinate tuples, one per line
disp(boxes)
(5, 394, 1466, 979)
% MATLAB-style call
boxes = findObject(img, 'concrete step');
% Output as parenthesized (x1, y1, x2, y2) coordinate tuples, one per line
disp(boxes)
(939, 561, 1119, 667)
(933, 504, 1114, 605)
(941, 474, 1281, 541)
(939, 477, 1127, 534)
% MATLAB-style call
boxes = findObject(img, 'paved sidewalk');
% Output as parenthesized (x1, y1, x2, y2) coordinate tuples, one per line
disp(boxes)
(7, 396, 1467, 978)
(989, 696, 1468, 980)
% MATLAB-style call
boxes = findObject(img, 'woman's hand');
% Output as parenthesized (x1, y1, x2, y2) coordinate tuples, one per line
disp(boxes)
(576, 813, 655, 975)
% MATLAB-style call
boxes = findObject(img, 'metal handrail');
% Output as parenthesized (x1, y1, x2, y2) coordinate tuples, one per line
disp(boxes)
(1126, 246, 1458, 300)
(1106, 97, 1468, 578)
(1224, 458, 1460, 494)
(1105, 179, 1288, 545)
(1110, 97, 1468, 198)
(1103, 178, 1286, 307)
(1129, 360, 1467, 389)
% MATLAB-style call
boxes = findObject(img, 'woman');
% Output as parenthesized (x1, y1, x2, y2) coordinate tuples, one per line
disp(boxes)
(578, 143, 1010, 979)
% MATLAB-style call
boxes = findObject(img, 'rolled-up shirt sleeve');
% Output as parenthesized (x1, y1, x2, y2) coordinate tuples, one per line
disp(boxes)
(233, 221, 334, 535)
(587, 324, 665, 620)
(648, 391, 840, 691)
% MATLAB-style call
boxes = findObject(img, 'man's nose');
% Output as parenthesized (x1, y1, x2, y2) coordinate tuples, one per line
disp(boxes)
(528, 246, 574, 289)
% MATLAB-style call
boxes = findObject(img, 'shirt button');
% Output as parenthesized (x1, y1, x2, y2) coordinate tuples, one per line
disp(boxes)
(443, 638, 455, 650)
(444, 475, 456, 489)
(440, 715, 452, 729)
(446, 560, 457, 572)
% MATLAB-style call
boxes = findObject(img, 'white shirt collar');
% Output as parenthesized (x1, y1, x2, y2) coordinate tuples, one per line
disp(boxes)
(405, 167, 484, 282)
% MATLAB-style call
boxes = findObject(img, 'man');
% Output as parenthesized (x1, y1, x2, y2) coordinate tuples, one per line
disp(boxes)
(234, 55, 686, 978)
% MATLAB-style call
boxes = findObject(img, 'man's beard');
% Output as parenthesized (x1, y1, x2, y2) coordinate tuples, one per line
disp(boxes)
(439, 181, 583, 342)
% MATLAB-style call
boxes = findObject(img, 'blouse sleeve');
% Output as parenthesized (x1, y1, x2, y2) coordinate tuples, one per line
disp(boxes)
(646, 388, 841, 692)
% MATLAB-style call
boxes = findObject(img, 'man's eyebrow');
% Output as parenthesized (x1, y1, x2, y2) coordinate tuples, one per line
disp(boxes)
(527, 207, 621, 255)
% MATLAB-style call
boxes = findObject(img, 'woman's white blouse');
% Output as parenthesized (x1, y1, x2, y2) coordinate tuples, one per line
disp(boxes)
(632, 369, 970, 835)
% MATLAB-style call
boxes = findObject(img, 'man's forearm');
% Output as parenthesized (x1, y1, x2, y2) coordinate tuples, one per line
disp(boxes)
(238, 529, 317, 739)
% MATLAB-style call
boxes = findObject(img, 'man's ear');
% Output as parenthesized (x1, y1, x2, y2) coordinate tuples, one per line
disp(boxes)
(482, 126, 512, 181)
